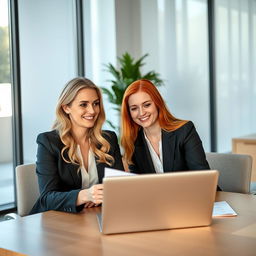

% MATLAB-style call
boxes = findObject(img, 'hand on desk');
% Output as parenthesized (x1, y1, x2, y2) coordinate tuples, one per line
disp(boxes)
(77, 184, 104, 207)
(84, 202, 100, 208)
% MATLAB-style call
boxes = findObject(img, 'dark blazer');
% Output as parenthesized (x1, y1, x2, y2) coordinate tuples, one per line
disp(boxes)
(130, 121, 210, 174)
(30, 130, 124, 214)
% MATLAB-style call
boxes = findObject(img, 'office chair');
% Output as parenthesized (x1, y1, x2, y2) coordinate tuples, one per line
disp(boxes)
(206, 152, 252, 194)
(5, 163, 39, 219)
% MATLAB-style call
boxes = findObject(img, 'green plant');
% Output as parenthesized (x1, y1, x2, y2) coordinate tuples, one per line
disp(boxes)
(101, 52, 164, 130)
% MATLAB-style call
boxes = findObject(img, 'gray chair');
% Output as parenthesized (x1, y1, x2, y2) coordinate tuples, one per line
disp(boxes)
(5, 163, 39, 219)
(206, 152, 252, 194)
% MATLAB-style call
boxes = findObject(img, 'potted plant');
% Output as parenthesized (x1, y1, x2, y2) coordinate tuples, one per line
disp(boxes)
(101, 52, 164, 131)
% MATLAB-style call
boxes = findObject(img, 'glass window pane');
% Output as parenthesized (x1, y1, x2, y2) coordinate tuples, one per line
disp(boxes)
(18, 0, 77, 163)
(0, 0, 14, 207)
(140, 0, 210, 151)
(215, 0, 256, 152)
(83, 0, 118, 131)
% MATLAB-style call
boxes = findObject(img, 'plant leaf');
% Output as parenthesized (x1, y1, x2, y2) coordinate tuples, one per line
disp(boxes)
(105, 120, 117, 130)
(100, 87, 116, 104)
(104, 63, 121, 81)
(142, 71, 164, 86)
(111, 85, 125, 105)
(102, 53, 164, 118)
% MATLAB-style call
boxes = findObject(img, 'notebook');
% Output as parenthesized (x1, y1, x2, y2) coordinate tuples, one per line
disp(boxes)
(97, 169, 219, 234)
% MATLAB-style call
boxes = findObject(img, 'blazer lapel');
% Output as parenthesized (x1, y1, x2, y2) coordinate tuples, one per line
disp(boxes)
(162, 130, 176, 172)
(63, 149, 82, 188)
(68, 163, 82, 188)
(135, 130, 156, 173)
(96, 161, 105, 183)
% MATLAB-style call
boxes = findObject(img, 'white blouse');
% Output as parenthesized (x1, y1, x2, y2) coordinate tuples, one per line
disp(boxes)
(77, 146, 99, 189)
(143, 131, 164, 173)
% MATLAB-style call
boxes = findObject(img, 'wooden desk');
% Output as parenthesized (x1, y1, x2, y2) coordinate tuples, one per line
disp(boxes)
(232, 134, 256, 182)
(0, 192, 256, 256)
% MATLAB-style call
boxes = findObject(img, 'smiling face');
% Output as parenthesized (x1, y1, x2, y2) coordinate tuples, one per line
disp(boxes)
(128, 91, 159, 129)
(62, 88, 100, 132)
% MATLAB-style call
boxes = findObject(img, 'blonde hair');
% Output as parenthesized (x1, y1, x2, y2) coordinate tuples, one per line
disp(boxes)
(53, 77, 114, 168)
(121, 79, 188, 164)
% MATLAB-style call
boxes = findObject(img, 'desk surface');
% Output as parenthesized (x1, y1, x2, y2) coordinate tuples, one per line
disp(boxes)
(232, 134, 256, 141)
(0, 192, 256, 256)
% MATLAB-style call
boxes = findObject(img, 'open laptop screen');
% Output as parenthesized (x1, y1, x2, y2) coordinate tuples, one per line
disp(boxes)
(98, 170, 219, 234)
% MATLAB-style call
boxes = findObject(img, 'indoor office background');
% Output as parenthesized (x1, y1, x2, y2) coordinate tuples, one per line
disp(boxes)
(0, 0, 255, 211)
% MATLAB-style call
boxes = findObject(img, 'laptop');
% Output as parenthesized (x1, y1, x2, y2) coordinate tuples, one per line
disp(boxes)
(97, 170, 219, 234)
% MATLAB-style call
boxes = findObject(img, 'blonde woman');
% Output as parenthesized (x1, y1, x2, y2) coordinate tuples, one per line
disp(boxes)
(30, 77, 124, 214)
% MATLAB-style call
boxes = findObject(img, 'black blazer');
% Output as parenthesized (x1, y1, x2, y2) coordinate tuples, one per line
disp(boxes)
(130, 121, 210, 174)
(30, 130, 124, 214)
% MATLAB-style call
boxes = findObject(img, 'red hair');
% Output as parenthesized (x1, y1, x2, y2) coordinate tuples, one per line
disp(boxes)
(121, 79, 188, 164)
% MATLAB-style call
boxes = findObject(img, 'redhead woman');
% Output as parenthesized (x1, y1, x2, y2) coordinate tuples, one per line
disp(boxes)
(30, 77, 124, 214)
(121, 79, 213, 177)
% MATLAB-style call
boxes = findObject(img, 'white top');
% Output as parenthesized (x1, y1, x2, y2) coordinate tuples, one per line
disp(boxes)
(77, 146, 99, 189)
(143, 131, 163, 173)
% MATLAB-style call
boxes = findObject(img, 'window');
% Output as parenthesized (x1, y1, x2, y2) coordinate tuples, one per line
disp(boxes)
(140, 0, 211, 151)
(0, 0, 14, 208)
(215, 0, 256, 152)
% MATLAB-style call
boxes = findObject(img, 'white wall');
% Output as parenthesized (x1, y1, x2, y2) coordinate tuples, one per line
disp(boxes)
(18, 0, 77, 163)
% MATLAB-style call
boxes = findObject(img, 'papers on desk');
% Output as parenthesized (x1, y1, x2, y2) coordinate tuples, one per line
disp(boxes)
(212, 201, 237, 217)
(104, 168, 136, 178)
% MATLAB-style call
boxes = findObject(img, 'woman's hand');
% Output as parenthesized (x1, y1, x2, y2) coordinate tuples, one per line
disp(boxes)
(87, 184, 104, 204)
(84, 202, 97, 208)
(77, 184, 103, 207)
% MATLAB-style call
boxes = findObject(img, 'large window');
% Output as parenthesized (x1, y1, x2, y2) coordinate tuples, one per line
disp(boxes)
(130, 0, 211, 151)
(0, 0, 14, 207)
(215, 0, 256, 152)
(18, 0, 77, 163)
(83, 0, 117, 130)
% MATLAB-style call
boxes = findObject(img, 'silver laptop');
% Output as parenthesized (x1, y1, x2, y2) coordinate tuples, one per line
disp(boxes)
(97, 170, 219, 235)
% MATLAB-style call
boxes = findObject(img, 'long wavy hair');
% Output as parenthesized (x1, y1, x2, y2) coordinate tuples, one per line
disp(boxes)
(121, 79, 188, 164)
(53, 77, 114, 168)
